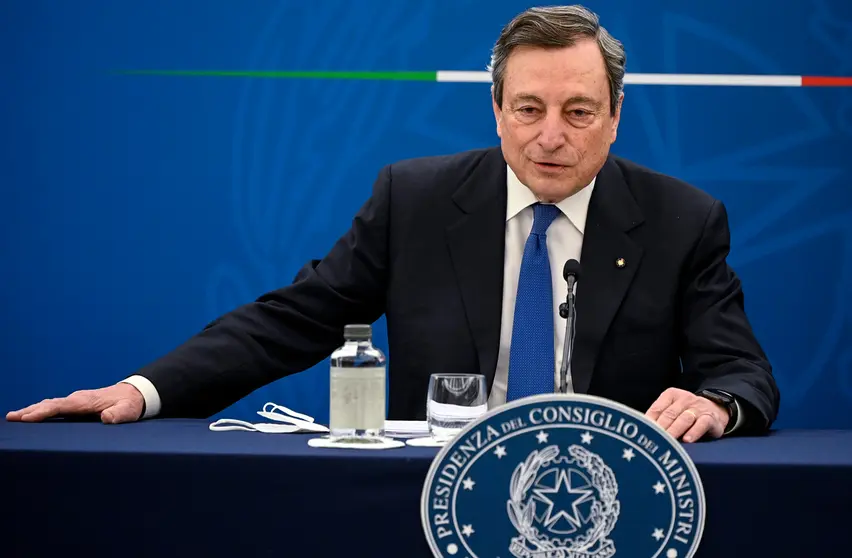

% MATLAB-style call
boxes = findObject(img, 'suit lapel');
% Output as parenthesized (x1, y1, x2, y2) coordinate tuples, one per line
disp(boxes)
(446, 148, 507, 389)
(572, 157, 645, 394)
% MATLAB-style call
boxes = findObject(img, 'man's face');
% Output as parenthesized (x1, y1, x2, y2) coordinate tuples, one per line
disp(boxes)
(493, 39, 623, 203)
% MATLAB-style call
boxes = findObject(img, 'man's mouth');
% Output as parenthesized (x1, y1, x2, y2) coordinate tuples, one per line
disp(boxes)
(533, 161, 566, 170)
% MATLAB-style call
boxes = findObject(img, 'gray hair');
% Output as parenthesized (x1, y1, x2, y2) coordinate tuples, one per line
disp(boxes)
(488, 5, 626, 116)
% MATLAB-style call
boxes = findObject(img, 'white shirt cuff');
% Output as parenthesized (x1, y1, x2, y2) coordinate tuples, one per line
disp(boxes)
(120, 375, 162, 419)
(725, 399, 745, 435)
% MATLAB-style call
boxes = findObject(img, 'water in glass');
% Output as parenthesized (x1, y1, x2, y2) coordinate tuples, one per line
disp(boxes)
(427, 373, 487, 441)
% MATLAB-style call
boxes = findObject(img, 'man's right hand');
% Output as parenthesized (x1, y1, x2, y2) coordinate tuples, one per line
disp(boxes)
(5, 383, 145, 424)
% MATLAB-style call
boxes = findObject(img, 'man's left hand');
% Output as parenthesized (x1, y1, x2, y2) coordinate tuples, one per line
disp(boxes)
(645, 387, 729, 443)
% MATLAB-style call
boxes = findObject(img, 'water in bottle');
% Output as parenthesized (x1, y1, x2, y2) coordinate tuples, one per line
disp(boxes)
(329, 324, 386, 443)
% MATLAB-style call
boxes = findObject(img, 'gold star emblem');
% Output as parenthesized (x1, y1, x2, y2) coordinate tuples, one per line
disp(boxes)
(615, 257, 626, 268)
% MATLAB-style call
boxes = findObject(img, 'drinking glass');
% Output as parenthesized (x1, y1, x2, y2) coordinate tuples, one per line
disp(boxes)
(427, 373, 487, 441)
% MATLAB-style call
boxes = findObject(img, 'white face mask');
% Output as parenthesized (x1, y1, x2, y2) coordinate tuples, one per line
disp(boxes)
(209, 402, 329, 434)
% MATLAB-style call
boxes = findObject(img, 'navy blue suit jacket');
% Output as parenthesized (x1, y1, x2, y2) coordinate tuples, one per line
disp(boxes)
(136, 147, 780, 432)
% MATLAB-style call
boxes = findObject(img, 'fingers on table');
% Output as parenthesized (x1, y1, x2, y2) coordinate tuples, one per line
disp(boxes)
(653, 401, 689, 432)
(7, 391, 101, 422)
(645, 391, 677, 422)
(682, 412, 718, 442)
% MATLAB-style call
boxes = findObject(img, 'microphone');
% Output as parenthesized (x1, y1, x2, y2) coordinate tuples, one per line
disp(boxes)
(558, 259, 581, 393)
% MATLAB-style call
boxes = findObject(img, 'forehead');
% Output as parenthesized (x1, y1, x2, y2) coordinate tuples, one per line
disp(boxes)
(502, 40, 609, 102)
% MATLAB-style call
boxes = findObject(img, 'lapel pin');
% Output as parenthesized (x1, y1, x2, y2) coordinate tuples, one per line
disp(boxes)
(616, 257, 626, 268)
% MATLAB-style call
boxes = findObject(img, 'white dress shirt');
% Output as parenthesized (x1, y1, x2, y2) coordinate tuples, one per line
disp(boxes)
(486, 165, 743, 433)
(487, 166, 594, 409)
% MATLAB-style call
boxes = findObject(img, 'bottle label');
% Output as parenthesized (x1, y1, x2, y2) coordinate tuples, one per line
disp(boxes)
(329, 366, 386, 431)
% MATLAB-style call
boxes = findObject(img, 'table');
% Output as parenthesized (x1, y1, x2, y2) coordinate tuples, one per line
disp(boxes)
(1, 420, 850, 557)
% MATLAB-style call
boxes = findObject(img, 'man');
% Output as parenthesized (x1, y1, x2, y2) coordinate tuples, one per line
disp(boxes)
(7, 5, 779, 442)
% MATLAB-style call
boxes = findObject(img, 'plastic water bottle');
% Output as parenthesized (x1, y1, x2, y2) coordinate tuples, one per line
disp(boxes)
(329, 324, 386, 443)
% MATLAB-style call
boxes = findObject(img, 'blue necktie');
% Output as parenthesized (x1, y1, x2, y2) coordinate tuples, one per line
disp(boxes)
(507, 203, 561, 401)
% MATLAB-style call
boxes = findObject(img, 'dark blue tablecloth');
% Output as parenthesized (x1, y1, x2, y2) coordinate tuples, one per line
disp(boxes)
(1, 420, 851, 557)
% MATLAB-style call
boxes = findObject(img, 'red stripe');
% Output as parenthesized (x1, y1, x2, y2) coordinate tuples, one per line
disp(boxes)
(802, 76, 852, 87)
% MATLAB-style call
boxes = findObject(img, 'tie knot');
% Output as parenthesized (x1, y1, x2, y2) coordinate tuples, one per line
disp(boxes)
(531, 203, 561, 235)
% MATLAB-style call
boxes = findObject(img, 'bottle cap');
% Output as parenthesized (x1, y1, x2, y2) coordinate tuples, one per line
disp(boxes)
(343, 324, 372, 341)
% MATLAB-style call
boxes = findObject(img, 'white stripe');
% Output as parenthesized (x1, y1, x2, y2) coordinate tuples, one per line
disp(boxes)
(623, 73, 802, 87)
(436, 71, 492, 83)
(436, 71, 803, 87)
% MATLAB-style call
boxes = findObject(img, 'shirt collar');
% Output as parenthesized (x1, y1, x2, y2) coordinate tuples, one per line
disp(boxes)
(505, 165, 596, 234)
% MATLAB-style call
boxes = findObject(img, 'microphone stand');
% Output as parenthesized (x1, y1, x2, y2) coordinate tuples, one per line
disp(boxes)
(558, 277, 577, 394)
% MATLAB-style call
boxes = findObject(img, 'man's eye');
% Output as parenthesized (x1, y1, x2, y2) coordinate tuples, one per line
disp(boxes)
(569, 109, 591, 117)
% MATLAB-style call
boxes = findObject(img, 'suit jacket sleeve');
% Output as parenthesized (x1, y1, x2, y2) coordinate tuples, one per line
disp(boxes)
(133, 166, 393, 418)
(677, 200, 780, 432)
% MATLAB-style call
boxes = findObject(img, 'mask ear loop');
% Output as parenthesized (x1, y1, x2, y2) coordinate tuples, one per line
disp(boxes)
(258, 402, 329, 431)
(256, 410, 330, 432)
(208, 419, 258, 432)
(209, 419, 303, 434)
(261, 402, 315, 423)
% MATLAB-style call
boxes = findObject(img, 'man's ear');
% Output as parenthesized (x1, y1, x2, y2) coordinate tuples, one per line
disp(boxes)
(610, 92, 624, 144)
(492, 87, 503, 138)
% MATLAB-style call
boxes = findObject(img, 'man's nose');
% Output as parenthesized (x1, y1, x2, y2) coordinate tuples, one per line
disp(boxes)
(537, 113, 567, 152)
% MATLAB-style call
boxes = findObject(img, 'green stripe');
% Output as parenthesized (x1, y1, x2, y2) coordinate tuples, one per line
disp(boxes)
(115, 70, 438, 81)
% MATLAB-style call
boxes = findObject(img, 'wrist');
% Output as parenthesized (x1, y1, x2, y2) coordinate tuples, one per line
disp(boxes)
(696, 389, 737, 433)
(117, 381, 146, 420)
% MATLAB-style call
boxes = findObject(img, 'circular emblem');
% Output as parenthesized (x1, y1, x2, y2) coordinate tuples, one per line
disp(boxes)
(421, 394, 705, 558)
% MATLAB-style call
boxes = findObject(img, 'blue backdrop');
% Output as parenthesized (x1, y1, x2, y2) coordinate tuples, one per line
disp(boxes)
(2, 0, 851, 429)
